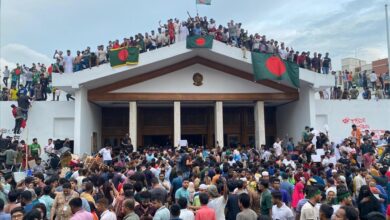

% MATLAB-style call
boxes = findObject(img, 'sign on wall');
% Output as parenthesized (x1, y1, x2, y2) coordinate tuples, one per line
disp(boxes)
(341, 117, 386, 139)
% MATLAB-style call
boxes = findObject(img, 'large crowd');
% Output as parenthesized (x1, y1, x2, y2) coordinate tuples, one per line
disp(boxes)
(318, 70, 390, 100)
(1, 14, 339, 102)
(0, 125, 388, 220)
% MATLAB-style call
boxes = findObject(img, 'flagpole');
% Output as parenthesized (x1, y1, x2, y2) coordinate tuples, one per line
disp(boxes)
(196, 1, 199, 15)
(385, 4, 390, 75)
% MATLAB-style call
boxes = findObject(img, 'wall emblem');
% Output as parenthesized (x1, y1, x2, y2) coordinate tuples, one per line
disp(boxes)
(193, 73, 203, 86)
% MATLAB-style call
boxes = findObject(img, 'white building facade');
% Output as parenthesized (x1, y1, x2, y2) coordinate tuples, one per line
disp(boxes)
(1, 41, 389, 154)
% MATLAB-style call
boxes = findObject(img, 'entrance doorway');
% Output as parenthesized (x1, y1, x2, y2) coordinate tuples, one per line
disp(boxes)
(181, 134, 207, 146)
(143, 135, 171, 146)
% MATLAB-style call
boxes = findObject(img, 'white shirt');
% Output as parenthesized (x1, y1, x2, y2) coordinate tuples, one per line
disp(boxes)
(179, 209, 195, 220)
(272, 203, 294, 220)
(370, 73, 378, 82)
(273, 141, 282, 157)
(97, 50, 107, 62)
(300, 202, 319, 220)
(100, 210, 117, 220)
(279, 49, 288, 60)
(99, 148, 112, 161)
(262, 151, 272, 162)
(63, 55, 74, 73)
(3, 69, 10, 77)
(325, 186, 337, 196)
(322, 157, 330, 169)
(44, 143, 55, 154)
(282, 159, 296, 169)
(207, 196, 227, 220)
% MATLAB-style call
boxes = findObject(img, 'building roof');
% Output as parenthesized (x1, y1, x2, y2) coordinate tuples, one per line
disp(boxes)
(53, 40, 334, 95)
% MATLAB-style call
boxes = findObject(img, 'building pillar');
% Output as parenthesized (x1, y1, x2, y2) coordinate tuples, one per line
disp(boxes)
(173, 101, 181, 147)
(254, 101, 266, 150)
(129, 102, 137, 151)
(74, 87, 88, 155)
(214, 101, 224, 149)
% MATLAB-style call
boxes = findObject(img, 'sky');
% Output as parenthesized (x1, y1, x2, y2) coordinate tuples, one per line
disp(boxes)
(0, 0, 389, 71)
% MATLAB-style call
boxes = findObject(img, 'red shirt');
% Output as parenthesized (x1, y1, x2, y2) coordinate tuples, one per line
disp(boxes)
(297, 55, 306, 65)
(112, 43, 120, 49)
(12, 107, 17, 118)
(195, 205, 216, 220)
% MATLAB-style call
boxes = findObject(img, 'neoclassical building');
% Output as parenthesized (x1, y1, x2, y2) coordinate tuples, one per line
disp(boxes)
(49, 40, 334, 154)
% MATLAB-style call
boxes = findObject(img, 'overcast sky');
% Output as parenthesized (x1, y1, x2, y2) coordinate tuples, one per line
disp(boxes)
(1, 0, 389, 70)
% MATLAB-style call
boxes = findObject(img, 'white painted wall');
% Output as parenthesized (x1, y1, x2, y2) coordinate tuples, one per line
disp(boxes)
(73, 88, 102, 155)
(314, 100, 390, 142)
(111, 64, 282, 94)
(0, 101, 75, 143)
(276, 83, 316, 144)
(277, 91, 390, 145)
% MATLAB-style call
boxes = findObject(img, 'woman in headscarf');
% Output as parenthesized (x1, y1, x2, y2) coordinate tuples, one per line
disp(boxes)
(357, 185, 381, 220)
(291, 177, 305, 209)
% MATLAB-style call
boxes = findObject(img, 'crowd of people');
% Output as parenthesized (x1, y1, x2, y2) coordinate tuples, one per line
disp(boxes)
(1, 14, 337, 102)
(0, 64, 75, 102)
(0, 124, 388, 220)
(318, 70, 390, 100)
(48, 14, 333, 75)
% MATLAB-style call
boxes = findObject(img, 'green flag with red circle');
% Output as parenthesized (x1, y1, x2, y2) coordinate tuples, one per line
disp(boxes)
(251, 52, 299, 88)
(186, 35, 213, 49)
(109, 47, 139, 68)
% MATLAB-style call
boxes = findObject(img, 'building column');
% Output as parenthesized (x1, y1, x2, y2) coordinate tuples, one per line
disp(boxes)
(129, 102, 137, 151)
(214, 101, 224, 149)
(74, 87, 88, 155)
(173, 101, 181, 147)
(254, 101, 266, 150)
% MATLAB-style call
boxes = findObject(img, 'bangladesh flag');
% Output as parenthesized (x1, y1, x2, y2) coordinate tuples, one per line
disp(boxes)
(126, 47, 139, 65)
(196, 0, 211, 5)
(109, 47, 139, 67)
(251, 52, 299, 88)
(186, 35, 213, 49)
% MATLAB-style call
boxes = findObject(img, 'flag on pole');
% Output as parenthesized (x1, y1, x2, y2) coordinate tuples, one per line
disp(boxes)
(196, 0, 211, 5)
(251, 52, 300, 88)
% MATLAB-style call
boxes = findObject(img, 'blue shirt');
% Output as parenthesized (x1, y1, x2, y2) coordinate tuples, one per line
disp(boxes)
(193, 27, 202, 36)
(312, 175, 325, 186)
(172, 176, 183, 193)
(0, 212, 10, 220)
(175, 187, 190, 202)
(40, 195, 54, 217)
(153, 206, 170, 220)
(280, 180, 294, 200)
(23, 203, 33, 213)
(272, 189, 290, 205)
